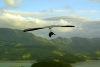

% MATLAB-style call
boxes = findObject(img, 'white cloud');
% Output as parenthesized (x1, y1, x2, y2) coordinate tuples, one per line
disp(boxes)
(0, 13, 73, 32)
(42, 9, 66, 13)
(52, 19, 74, 32)
(1, 9, 100, 18)
(44, 15, 92, 22)
(42, 9, 100, 15)
(4, 10, 48, 17)
(3, 0, 22, 8)
(0, 13, 47, 29)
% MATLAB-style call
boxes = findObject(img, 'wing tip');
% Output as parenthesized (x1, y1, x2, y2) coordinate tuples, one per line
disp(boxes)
(61, 25, 75, 27)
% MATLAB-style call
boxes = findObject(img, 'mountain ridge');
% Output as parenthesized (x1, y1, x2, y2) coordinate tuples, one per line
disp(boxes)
(0, 28, 100, 60)
(0, 28, 86, 63)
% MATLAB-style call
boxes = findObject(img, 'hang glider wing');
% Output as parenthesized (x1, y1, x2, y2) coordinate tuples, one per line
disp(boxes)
(23, 25, 75, 32)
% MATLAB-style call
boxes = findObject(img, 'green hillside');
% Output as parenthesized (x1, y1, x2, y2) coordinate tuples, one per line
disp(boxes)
(0, 28, 85, 63)
(52, 37, 100, 60)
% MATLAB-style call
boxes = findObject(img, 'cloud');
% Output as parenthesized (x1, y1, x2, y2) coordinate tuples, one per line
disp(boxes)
(90, 0, 100, 2)
(44, 15, 100, 38)
(42, 9, 66, 13)
(42, 9, 100, 15)
(3, 9, 99, 18)
(73, 10, 100, 13)
(0, 13, 73, 38)
(0, 8, 4, 15)
(65, 5, 72, 9)
(0, 13, 47, 29)
(4, 10, 49, 17)
(44, 16, 92, 22)
(3, 0, 22, 8)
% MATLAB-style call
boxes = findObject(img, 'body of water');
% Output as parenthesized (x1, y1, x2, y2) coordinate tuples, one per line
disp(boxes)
(71, 60, 100, 67)
(0, 60, 100, 67)
(0, 60, 36, 67)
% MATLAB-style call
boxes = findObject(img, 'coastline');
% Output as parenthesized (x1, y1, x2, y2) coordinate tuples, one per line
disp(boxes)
(71, 60, 100, 67)
(0, 60, 37, 63)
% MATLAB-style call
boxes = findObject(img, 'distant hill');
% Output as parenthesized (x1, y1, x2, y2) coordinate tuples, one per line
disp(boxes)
(51, 37, 100, 60)
(51, 37, 100, 52)
(0, 28, 85, 63)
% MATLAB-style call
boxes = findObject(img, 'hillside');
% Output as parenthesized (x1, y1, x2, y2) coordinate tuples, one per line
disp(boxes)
(51, 37, 100, 60)
(0, 28, 54, 46)
(0, 28, 100, 61)
(0, 28, 85, 63)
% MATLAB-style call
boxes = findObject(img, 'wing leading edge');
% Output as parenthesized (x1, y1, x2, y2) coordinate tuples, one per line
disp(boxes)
(23, 28, 43, 32)
(23, 25, 75, 32)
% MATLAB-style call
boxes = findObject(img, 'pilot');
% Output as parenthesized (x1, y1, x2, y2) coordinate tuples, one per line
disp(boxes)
(49, 31, 56, 37)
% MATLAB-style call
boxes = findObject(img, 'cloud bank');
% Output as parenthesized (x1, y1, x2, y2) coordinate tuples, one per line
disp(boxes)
(0, 10, 100, 38)
(5, 10, 48, 17)
(0, 12, 74, 38)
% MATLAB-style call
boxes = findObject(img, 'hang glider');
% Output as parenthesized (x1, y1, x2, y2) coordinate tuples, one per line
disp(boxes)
(23, 25, 75, 37)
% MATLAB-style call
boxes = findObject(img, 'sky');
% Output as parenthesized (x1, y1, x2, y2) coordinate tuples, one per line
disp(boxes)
(0, 0, 100, 39)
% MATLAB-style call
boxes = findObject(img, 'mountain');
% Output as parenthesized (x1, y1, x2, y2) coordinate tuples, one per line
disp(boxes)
(0, 28, 85, 63)
(1, 28, 100, 61)
(51, 37, 100, 60)
(51, 37, 100, 53)
(0, 28, 54, 46)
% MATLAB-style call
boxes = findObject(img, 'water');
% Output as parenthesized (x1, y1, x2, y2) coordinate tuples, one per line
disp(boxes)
(0, 60, 37, 67)
(71, 60, 100, 67)
(0, 60, 100, 67)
